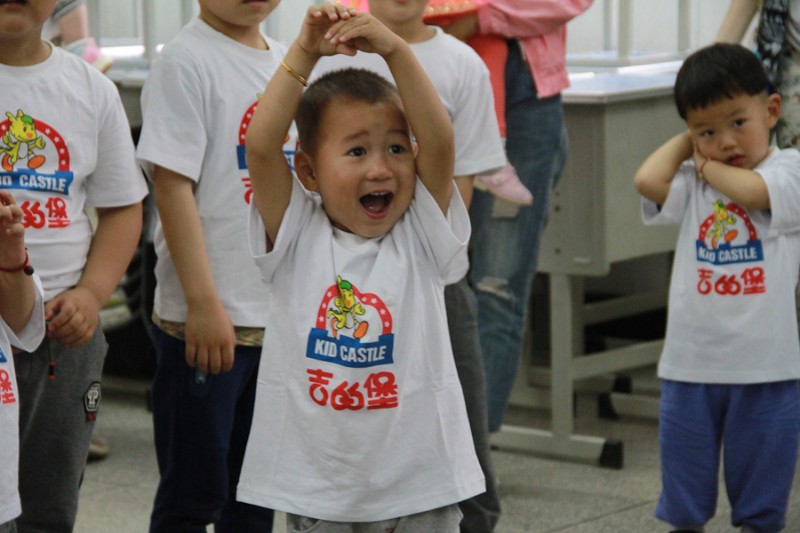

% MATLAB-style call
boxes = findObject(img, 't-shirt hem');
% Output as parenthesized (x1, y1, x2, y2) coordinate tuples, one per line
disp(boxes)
(0, 500, 21, 525)
(658, 366, 800, 384)
(237, 478, 485, 522)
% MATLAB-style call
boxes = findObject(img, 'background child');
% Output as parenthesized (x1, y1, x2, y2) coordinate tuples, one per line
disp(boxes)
(237, 4, 483, 530)
(634, 42, 800, 533)
(0, 1, 147, 531)
(312, 0, 505, 529)
(344, 0, 532, 206)
(45, 0, 112, 72)
(0, 191, 44, 533)
(136, 0, 291, 530)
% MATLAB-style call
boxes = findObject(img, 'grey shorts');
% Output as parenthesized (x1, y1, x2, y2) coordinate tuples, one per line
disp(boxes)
(287, 504, 462, 533)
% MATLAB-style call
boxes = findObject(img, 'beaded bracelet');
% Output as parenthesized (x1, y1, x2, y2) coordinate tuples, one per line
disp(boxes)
(0, 250, 34, 276)
(280, 60, 308, 87)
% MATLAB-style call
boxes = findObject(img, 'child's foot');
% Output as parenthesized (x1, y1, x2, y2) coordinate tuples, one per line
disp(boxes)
(63, 38, 113, 73)
(474, 163, 533, 205)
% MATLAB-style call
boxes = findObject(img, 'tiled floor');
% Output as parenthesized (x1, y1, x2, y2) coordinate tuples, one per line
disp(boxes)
(73, 369, 800, 533)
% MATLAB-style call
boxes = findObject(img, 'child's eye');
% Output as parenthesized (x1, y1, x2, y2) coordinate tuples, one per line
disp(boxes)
(388, 145, 406, 154)
(733, 118, 746, 128)
(700, 130, 714, 138)
(347, 147, 366, 157)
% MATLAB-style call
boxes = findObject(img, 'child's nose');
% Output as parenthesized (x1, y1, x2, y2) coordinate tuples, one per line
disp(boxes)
(367, 155, 392, 180)
(719, 131, 737, 149)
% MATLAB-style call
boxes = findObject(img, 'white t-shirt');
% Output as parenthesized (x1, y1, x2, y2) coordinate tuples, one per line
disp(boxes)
(0, 46, 148, 301)
(314, 26, 505, 178)
(643, 148, 800, 383)
(137, 18, 298, 327)
(237, 179, 484, 521)
(0, 278, 44, 524)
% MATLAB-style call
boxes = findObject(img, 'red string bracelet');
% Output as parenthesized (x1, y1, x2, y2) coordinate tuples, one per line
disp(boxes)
(697, 157, 713, 181)
(0, 249, 34, 276)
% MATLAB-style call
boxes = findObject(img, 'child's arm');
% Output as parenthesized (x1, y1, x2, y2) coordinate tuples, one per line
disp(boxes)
(45, 202, 142, 348)
(332, 14, 456, 213)
(693, 155, 771, 210)
(634, 131, 694, 205)
(246, 3, 357, 244)
(152, 166, 236, 375)
(0, 191, 36, 334)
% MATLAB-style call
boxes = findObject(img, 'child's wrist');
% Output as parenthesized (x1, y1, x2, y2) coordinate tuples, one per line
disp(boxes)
(0, 249, 34, 276)
(698, 157, 714, 181)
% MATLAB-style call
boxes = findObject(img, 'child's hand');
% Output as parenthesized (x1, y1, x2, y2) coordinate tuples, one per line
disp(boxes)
(184, 298, 236, 375)
(298, 2, 359, 58)
(0, 190, 27, 271)
(324, 11, 405, 58)
(45, 287, 102, 348)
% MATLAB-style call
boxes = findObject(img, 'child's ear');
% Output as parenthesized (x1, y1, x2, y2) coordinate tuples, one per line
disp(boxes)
(294, 151, 319, 192)
(767, 93, 782, 129)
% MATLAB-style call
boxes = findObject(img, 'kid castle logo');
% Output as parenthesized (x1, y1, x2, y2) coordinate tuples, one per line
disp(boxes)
(696, 199, 763, 265)
(1, 110, 74, 195)
(0, 109, 75, 229)
(237, 95, 297, 205)
(307, 276, 395, 368)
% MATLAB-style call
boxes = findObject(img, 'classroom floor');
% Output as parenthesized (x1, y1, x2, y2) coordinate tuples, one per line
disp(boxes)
(72, 367, 800, 533)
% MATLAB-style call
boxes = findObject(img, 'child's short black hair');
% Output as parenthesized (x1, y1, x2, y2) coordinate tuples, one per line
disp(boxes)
(674, 43, 769, 120)
(296, 68, 401, 156)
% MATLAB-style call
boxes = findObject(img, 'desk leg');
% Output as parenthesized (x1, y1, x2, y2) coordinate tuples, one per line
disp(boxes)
(490, 273, 624, 469)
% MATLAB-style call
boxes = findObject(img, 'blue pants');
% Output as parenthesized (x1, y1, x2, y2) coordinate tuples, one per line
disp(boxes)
(469, 41, 569, 432)
(656, 380, 800, 532)
(149, 326, 274, 533)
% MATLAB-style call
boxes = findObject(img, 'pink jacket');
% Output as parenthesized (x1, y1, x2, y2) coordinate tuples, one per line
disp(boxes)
(476, 0, 593, 98)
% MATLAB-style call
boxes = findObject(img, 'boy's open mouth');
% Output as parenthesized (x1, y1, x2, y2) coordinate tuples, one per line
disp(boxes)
(360, 191, 393, 215)
(0, 0, 27, 5)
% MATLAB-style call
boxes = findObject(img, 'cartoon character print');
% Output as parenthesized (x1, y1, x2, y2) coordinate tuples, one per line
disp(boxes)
(1, 110, 47, 172)
(0, 110, 74, 229)
(328, 276, 369, 339)
(709, 199, 739, 249)
(695, 198, 766, 295)
(307, 276, 395, 369)
(306, 276, 398, 410)
(696, 198, 763, 265)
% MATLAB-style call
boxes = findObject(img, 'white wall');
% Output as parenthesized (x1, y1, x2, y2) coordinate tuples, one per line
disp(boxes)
(97, 0, 753, 61)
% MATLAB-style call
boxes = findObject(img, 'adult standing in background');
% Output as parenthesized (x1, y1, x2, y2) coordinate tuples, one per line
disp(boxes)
(717, 0, 799, 150)
(444, 0, 594, 433)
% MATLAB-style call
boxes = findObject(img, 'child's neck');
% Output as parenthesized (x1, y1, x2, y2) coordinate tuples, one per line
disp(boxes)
(199, 15, 268, 51)
(383, 20, 436, 44)
(0, 37, 50, 67)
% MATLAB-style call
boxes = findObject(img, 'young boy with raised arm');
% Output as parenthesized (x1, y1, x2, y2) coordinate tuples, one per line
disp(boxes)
(237, 4, 484, 531)
(634, 42, 800, 533)
(311, 1, 505, 529)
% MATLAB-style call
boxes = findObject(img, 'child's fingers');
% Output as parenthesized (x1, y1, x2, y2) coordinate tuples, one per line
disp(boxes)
(313, 2, 355, 23)
(327, 15, 372, 43)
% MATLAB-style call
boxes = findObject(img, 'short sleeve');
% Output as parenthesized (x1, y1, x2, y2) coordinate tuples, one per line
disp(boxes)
(4, 275, 45, 352)
(409, 180, 470, 284)
(137, 50, 207, 182)
(85, 78, 148, 207)
(759, 149, 800, 236)
(451, 55, 505, 177)
(642, 161, 693, 226)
